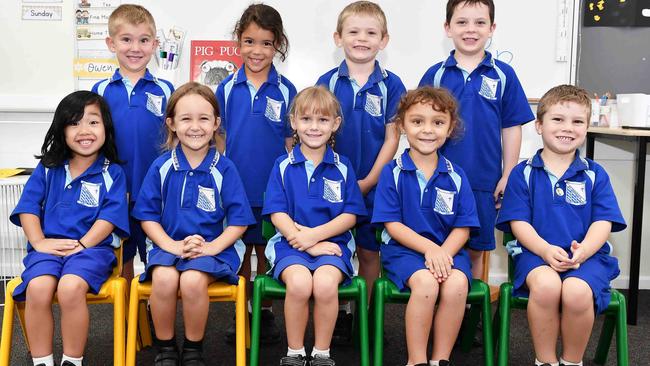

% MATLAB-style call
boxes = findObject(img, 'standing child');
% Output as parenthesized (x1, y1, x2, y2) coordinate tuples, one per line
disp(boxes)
(133, 82, 255, 366)
(496, 85, 626, 366)
(372, 87, 479, 366)
(263, 86, 367, 366)
(92, 4, 174, 281)
(215, 3, 297, 343)
(316, 1, 405, 342)
(10, 91, 129, 366)
(419, 0, 534, 279)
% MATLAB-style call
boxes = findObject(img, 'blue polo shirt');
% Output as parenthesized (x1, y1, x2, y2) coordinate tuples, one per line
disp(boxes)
(11, 156, 130, 250)
(262, 145, 367, 247)
(132, 146, 255, 257)
(316, 60, 406, 183)
(495, 150, 626, 254)
(372, 149, 479, 246)
(419, 51, 534, 192)
(92, 69, 174, 202)
(216, 64, 297, 207)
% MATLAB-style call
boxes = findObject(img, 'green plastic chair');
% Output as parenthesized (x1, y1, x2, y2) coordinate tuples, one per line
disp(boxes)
(496, 233, 629, 366)
(249, 221, 370, 366)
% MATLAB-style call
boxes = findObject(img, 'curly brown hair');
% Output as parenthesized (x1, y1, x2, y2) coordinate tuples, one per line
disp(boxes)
(394, 86, 463, 140)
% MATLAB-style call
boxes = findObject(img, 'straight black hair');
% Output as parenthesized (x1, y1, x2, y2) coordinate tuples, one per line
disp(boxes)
(37, 90, 121, 167)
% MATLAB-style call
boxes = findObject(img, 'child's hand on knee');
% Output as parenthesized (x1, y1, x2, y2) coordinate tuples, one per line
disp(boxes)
(424, 245, 453, 282)
(542, 244, 573, 272)
(32, 238, 79, 256)
(305, 241, 342, 257)
(287, 223, 319, 251)
(182, 234, 205, 259)
(568, 240, 587, 268)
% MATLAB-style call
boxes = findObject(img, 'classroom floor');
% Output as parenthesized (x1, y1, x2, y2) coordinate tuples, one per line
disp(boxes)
(0, 288, 647, 366)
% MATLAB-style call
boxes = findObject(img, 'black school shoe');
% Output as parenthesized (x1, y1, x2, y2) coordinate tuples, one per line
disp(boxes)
(279, 354, 309, 366)
(331, 310, 353, 345)
(181, 348, 206, 366)
(310, 355, 336, 366)
(154, 345, 180, 366)
(438, 360, 454, 366)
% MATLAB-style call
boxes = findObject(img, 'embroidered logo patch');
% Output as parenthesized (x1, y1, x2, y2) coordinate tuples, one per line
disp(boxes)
(196, 185, 217, 212)
(364, 93, 383, 117)
(145, 92, 164, 116)
(565, 180, 587, 205)
(323, 178, 343, 203)
(78, 181, 101, 207)
(478, 75, 499, 100)
(434, 187, 455, 215)
(264, 97, 283, 122)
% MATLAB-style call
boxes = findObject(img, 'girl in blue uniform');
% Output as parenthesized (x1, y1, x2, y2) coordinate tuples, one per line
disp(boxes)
(496, 85, 626, 366)
(215, 3, 297, 342)
(10, 91, 129, 366)
(133, 82, 255, 366)
(263, 86, 366, 366)
(372, 87, 479, 366)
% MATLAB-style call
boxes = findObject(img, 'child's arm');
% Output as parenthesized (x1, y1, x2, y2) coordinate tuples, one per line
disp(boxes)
(510, 220, 574, 272)
(19, 213, 77, 256)
(440, 227, 470, 258)
(495, 125, 522, 208)
(64, 219, 115, 256)
(141, 221, 184, 257)
(569, 220, 612, 266)
(385, 221, 453, 282)
(287, 213, 356, 251)
(358, 123, 399, 195)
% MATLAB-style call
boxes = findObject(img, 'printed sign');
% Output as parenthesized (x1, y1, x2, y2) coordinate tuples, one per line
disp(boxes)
(22, 5, 62, 21)
(73, 58, 118, 78)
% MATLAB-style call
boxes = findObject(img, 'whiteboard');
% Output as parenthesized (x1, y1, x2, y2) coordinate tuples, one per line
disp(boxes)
(0, 0, 578, 112)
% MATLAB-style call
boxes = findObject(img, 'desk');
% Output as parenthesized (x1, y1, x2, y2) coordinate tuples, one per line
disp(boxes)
(586, 127, 650, 325)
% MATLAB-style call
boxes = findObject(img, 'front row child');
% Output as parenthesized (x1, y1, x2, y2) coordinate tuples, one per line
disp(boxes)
(11, 91, 129, 366)
(372, 87, 479, 366)
(133, 82, 255, 366)
(263, 86, 367, 366)
(496, 85, 626, 366)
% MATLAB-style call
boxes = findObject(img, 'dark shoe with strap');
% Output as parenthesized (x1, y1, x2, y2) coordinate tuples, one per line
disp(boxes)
(181, 348, 205, 366)
(438, 360, 454, 366)
(279, 354, 309, 366)
(154, 345, 180, 366)
(310, 355, 336, 366)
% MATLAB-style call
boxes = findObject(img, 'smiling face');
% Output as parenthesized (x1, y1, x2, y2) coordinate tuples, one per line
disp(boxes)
(291, 109, 341, 153)
(239, 22, 277, 78)
(166, 94, 219, 155)
(105, 22, 157, 81)
(401, 102, 453, 160)
(445, 1, 495, 58)
(65, 102, 106, 161)
(334, 14, 388, 66)
(536, 101, 589, 159)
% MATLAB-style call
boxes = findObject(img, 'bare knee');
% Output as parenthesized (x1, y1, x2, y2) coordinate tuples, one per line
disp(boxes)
(56, 275, 88, 308)
(151, 267, 180, 298)
(439, 270, 468, 304)
(562, 278, 594, 313)
(284, 273, 313, 301)
(312, 272, 340, 302)
(527, 268, 562, 306)
(408, 271, 439, 304)
(26, 276, 57, 306)
(179, 271, 209, 300)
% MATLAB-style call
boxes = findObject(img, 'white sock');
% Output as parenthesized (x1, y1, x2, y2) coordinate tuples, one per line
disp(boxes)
(535, 359, 559, 366)
(429, 361, 440, 366)
(311, 347, 330, 358)
(61, 354, 83, 366)
(32, 354, 54, 366)
(247, 300, 252, 313)
(287, 346, 306, 357)
(261, 305, 273, 312)
(560, 357, 582, 366)
(339, 302, 351, 314)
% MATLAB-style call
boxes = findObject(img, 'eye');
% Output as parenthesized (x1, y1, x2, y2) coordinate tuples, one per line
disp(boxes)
(434, 119, 445, 126)
(140, 37, 151, 44)
(69, 121, 80, 127)
(89, 120, 101, 125)
(368, 30, 377, 36)
(477, 20, 487, 25)
(243, 39, 253, 45)
(456, 20, 466, 25)
(411, 119, 421, 125)
(120, 36, 131, 43)
(319, 117, 330, 123)
(349, 30, 358, 35)
(552, 117, 562, 122)
(574, 119, 585, 125)
(263, 41, 274, 47)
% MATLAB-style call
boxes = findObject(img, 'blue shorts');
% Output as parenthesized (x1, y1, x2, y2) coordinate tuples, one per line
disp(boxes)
(140, 246, 240, 285)
(13, 246, 116, 301)
(467, 190, 497, 251)
(513, 250, 620, 314)
(355, 190, 379, 251)
(380, 243, 472, 292)
(242, 207, 264, 245)
(267, 236, 354, 286)
(124, 203, 147, 263)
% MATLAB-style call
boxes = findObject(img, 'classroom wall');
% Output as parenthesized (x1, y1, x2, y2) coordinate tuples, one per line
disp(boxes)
(1, 0, 649, 289)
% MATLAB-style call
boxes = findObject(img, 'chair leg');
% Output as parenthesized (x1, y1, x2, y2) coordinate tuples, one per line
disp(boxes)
(497, 284, 512, 366)
(137, 300, 152, 348)
(249, 276, 265, 366)
(235, 276, 247, 366)
(372, 280, 386, 366)
(594, 313, 615, 365)
(0, 279, 20, 366)
(480, 282, 495, 366)
(355, 278, 370, 366)
(113, 277, 126, 366)
(126, 279, 140, 366)
(615, 293, 629, 366)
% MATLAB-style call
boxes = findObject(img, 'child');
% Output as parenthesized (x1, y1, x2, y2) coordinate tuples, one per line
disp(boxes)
(315, 1, 405, 342)
(10, 90, 129, 366)
(215, 3, 296, 343)
(132, 82, 255, 366)
(372, 87, 479, 366)
(419, 0, 534, 279)
(263, 86, 367, 366)
(496, 85, 626, 366)
(92, 4, 174, 282)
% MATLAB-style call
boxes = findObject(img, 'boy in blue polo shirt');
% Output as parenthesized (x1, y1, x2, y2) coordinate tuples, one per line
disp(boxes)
(419, 0, 534, 279)
(92, 4, 174, 281)
(496, 85, 626, 366)
(316, 1, 406, 342)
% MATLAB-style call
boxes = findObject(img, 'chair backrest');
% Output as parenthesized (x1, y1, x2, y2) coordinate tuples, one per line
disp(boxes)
(502, 232, 515, 282)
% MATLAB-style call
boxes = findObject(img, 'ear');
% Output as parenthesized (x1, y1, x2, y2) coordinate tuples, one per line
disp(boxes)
(332, 116, 342, 133)
(488, 22, 496, 37)
(105, 37, 116, 52)
(214, 117, 221, 131)
(379, 33, 389, 51)
(333, 31, 342, 48)
(444, 22, 451, 38)
(289, 114, 297, 131)
(535, 119, 543, 135)
(165, 117, 175, 131)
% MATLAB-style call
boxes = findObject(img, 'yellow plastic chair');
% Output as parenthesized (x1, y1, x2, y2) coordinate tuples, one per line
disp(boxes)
(0, 245, 127, 366)
(125, 275, 250, 366)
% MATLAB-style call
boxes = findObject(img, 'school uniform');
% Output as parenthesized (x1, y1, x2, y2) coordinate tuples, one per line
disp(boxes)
(372, 150, 479, 291)
(316, 60, 406, 251)
(133, 146, 255, 284)
(216, 64, 297, 244)
(262, 145, 366, 285)
(495, 150, 626, 314)
(92, 69, 174, 262)
(10, 156, 129, 301)
(419, 51, 534, 250)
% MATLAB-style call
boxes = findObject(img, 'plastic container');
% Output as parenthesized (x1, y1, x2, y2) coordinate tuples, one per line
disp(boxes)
(616, 94, 650, 128)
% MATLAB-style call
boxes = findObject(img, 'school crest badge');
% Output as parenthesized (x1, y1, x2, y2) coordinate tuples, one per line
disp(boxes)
(145, 92, 164, 116)
(565, 180, 587, 206)
(323, 177, 343, 203)
(365, 93, 383, 117)
(434, 187, 455, 215)
(196, 185, 217, 212)
(78, 181, 101, 207)
(478, 75, 499, 101)
(265, 97, 283, 122)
